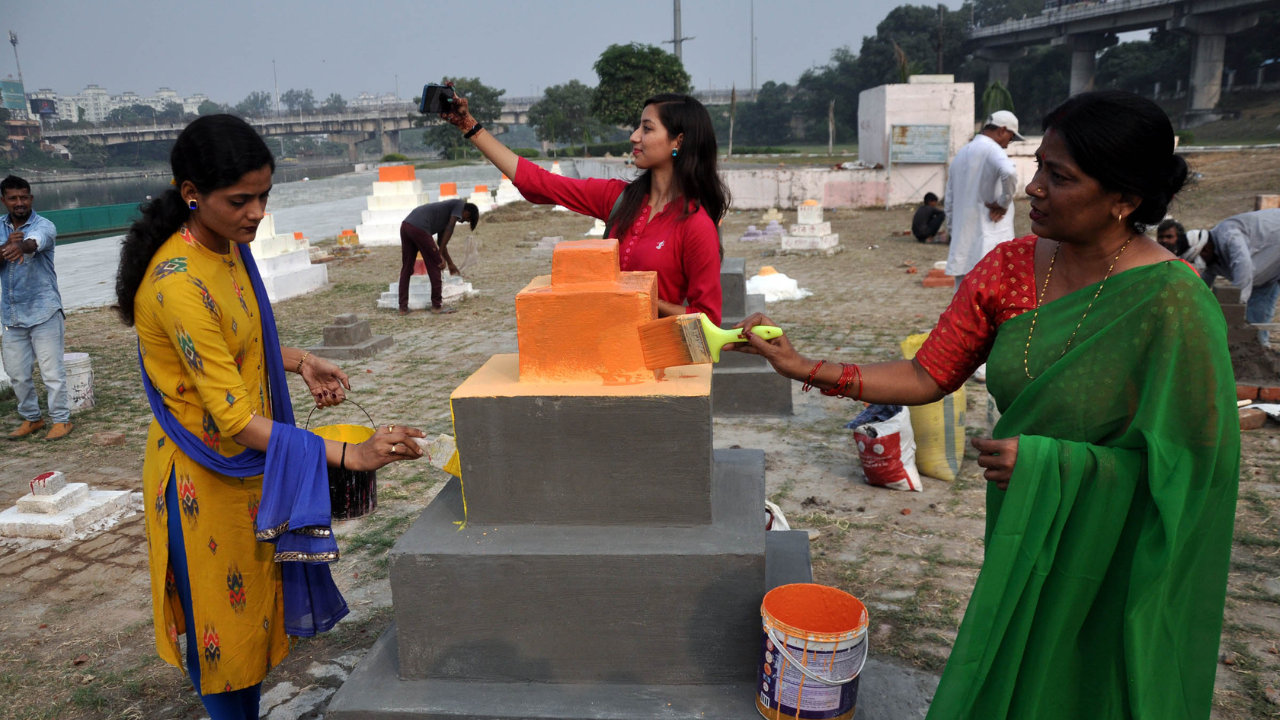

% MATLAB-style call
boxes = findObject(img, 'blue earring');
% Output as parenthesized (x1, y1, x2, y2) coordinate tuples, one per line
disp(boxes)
(672, 148, 679, 157)
(188, 200, 197, 210)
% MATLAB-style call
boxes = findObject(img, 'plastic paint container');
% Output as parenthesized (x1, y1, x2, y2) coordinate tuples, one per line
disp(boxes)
(64, 352, 94, 413)
(306, 400, 378, 520)
(757, 583, 868, 720)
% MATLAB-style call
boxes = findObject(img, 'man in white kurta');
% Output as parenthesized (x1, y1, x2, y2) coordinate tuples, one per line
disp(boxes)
(944, 111, 1023, 286)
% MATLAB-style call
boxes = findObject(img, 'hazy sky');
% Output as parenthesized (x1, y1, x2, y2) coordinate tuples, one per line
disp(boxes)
(5, 0, 966, 103)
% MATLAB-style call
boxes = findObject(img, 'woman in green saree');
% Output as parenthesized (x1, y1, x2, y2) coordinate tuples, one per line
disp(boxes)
(731, 90, 1238, 719)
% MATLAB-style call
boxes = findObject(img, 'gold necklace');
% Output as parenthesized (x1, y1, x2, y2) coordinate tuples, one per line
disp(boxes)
(1023, 236, 1135, 380)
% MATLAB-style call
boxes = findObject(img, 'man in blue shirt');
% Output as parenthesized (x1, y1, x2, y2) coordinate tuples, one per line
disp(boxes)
(1, 175, 72, 440)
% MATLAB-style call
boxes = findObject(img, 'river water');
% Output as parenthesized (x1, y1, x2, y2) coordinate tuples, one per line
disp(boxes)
(45, 161, 527, 312)
(29, 163, 357, 211)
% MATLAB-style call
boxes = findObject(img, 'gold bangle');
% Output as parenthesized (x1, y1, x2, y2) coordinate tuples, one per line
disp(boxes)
(296, 351, 310, 374)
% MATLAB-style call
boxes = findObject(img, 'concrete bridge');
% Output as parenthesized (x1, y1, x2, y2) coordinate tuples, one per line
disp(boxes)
(966, 0, 1272, 126)
(42, 108, 421, 159)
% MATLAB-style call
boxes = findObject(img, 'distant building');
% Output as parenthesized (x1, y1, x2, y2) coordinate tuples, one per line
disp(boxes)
(61, 84, 112, 123)
(54, 85, 211, 124)
(349, 92, 402, 110)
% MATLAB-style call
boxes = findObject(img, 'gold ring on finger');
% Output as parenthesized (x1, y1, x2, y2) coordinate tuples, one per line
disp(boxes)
(390, 424, 396, 432)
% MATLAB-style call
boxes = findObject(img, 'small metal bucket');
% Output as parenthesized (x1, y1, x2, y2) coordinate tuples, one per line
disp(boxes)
(306, 399, 378, 520)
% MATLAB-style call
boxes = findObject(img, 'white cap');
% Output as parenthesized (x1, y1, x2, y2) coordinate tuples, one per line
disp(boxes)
(987, 110, 1025, 141)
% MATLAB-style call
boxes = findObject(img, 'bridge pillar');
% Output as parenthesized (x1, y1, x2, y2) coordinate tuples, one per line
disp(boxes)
(328, 132, 368, 161)
(975, 47, 1027, 90)
(1172, 12, 1260, 126)
(380, 129, 401, 156)
(1065, 34, 1104, 96)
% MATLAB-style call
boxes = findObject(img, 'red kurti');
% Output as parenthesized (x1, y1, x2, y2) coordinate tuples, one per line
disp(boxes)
(915, 235, 1196, 394)
(512, 157, 723, 325)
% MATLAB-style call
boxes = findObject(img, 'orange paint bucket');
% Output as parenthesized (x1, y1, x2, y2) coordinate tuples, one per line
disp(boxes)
(757, 584, 868, 720)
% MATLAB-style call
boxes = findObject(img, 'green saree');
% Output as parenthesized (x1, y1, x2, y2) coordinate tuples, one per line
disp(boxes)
(925, 260, 1239, 720)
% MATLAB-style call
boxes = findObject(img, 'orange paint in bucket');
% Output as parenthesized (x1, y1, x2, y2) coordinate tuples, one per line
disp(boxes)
(757, 584, 868, 720)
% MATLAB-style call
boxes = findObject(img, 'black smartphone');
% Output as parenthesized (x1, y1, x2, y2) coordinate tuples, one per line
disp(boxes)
(419, 84, 457, 114)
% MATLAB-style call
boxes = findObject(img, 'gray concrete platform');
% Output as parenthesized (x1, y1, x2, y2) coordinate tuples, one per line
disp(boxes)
(389, 449, 765, 684)
(328, 627, 939, 720)
(450, 360, 714, 526)
(712, 366, 793, 417)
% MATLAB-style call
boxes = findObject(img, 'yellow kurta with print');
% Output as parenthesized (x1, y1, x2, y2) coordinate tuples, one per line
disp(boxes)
(136, 228, 288, 695)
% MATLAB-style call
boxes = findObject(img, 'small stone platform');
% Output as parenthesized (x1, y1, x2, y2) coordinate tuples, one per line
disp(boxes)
(0, 471, 132, 540)
(308, 314, 394, 361)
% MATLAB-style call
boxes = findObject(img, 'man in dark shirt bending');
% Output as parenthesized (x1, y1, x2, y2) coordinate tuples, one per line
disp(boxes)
(911, 192, 946, 243)
(399, 199, 479, 315)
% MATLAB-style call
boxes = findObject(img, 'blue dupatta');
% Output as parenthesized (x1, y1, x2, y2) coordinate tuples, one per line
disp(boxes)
(138, 239, 347, 637)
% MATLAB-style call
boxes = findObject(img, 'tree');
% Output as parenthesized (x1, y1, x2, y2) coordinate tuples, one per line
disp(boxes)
(67, 136, 108, 169)
(157, 101, 185, 124)
(793, 5, 971, 139)
(104, 103, 156, 126)
(321, 93, 347, 113)
(197, 99, 226, 116)
(420, 76, 505, 156)
(974, 0, 1042, 27)
(1096, 30, 1189, 95)
(1006, 44, 1071, 127)
(234, 91, 274, 117)
(983, 80, 1015, 117)
(591, 43, 692, 128)
(734, 81, 795, 146)
(527, 80, 604, 149)
(280, 88, 317, 114)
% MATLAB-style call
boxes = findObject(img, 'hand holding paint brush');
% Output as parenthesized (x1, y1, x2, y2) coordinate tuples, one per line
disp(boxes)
(637, 313, 784, 369)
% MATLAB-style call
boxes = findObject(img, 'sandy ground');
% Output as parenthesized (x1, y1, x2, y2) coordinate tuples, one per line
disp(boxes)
(0, 150, 1277, 720)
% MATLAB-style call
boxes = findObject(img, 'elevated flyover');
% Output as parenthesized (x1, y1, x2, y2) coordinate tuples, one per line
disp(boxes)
(966, 0, 1272, 125)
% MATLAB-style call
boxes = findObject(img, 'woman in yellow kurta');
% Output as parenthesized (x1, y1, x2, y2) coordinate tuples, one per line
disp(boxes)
(115, 115, 424, 719)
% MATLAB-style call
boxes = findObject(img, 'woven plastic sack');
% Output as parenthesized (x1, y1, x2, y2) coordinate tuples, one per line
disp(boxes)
(901, 332, 967, 482)
(850, 405, 922, 492)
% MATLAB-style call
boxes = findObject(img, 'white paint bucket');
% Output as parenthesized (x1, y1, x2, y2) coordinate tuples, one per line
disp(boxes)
(757, 583, 868, 720)
(63, 352, 94, 413)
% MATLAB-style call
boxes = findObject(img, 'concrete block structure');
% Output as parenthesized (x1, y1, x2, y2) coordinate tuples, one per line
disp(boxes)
(712, 258, 793, 417)
(329, 240, 803, 719)
(307, 314, 394, 361)
(375, 274, 476, 311)
(781, 200, 841, 253)
(250, 214, 329, 303)
(857, 80, 975, 207)
(356, 166, 431, 247)
(0, 472, 132, 540)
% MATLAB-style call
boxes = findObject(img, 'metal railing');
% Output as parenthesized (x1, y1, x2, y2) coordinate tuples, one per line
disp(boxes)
(968, 0, 1173, 37)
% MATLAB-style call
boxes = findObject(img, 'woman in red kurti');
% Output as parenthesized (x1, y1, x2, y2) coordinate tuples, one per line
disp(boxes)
(440, 91, 728, 324)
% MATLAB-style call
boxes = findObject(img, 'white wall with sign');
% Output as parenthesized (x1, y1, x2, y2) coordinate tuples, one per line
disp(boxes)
(858, 79, 974, 207)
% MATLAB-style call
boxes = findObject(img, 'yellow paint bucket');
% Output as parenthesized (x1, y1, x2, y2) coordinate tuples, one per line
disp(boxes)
(306, 399, 378, 519)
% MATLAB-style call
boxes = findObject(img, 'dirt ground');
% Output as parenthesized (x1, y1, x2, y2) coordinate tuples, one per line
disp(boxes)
(0, 150, 1278, 720)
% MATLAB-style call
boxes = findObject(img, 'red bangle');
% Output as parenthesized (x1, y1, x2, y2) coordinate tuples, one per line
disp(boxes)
(853, 363, 864, 400)
(821, 363, 855, 397)
(802, 360, 826, 393)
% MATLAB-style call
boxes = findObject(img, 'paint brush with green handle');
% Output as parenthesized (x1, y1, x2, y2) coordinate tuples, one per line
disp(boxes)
(637, 313, 784, 369)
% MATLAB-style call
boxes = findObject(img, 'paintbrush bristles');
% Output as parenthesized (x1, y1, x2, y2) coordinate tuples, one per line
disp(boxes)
(638, 315, 713, 369)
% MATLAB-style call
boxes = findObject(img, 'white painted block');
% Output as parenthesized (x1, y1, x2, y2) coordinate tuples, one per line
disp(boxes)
(354, 224, 402, 246)
(371, 180, 424, 196)
(257, 248, 314, 277)
(788, 222, 832, 236)
(253, 214, 277, 241)
(30, 471, 66, 495)
(361, 208, 416, 226)
(262, 265, 329, 303)
(17, 483, 89, 514)
(781, 233, 840, 251)
(797, 204, 824, 224)
(0, 489, 132, 540)
(366, 193, 430, 211)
